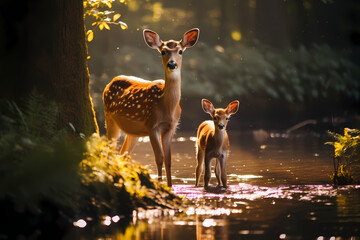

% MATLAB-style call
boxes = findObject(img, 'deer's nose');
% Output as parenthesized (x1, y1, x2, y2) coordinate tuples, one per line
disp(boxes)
(167, 61, 177, 70)
(218, 124, 225, 130)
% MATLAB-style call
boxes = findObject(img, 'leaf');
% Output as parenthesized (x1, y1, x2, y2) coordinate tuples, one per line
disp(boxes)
(87, 30, 94, 42)
(87, 55, 91, 60)
(113, 13, 121, 22)
(119, 21, 128, 30)
(104, 22, 110, 30)
(99, 23, 104, 30)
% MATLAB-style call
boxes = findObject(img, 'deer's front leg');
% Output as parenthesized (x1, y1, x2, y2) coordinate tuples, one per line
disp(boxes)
(204, 155, 212, 188)
(161, 129, 174, 187)
(150, 129, 164, 182)
(218, 154, 227, 188)
(215, 158, 222, 187)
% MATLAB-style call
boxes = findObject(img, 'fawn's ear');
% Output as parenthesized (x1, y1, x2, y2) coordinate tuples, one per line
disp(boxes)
(180, 28, 200, 50)
(143, 29, 162, 49)
(226, 100, 239, 115)
(202, 99, 214, 115)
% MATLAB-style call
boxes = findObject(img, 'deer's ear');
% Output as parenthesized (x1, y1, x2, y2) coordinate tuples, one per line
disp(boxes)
(226, 101, 239, 115)
(143, 29, 162, 49)
(202, 99, 214, 115)
(180, 28, 200, 50)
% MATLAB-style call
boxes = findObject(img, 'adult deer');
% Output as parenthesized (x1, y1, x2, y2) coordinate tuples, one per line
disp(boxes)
(103, 28, 200, 186)
(195, 99, 239, 189)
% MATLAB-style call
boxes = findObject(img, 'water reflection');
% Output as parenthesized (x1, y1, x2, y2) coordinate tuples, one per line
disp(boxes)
(67, 132, 360, 239)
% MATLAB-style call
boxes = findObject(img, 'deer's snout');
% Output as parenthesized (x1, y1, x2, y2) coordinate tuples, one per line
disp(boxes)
(218, 124, 225, 130)
(167, 61, 177, 70)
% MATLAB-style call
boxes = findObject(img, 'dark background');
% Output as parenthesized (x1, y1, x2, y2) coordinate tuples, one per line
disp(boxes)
(87, 0, 360, 134)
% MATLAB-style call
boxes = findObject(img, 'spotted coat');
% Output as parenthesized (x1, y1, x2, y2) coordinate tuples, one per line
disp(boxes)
(103, 76, 165, 121)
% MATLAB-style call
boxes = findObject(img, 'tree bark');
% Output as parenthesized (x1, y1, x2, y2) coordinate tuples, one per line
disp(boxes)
(0, 0, 99, 136)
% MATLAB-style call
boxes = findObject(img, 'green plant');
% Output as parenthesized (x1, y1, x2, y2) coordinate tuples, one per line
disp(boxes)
(0, 91, 183, 233)
(89, 43, 360, 103)
(79, 133, 182, 217)
(326, 128, 360, 185)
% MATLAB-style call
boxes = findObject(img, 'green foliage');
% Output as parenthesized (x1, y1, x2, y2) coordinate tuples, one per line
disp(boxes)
(89, 43, 360, 104)
(79, 134, 182, 216)
(84, 0, 128, 42)
(0, 92, 83, 212)
(326, 128, 360, 185)
(0, 92, 182, 224)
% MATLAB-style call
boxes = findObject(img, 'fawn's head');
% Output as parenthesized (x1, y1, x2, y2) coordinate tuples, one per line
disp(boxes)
(202, 99, 239, 131)
(143, 28, 199, 74)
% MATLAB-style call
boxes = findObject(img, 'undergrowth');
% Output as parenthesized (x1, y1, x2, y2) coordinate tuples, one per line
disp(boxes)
(326, 128, 360, 185)
(0, 91, 183, 237)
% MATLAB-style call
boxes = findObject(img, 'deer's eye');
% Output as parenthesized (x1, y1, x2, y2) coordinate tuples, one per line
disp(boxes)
(226, 117, 229, 120)
(161, 50, 166, 55)
(213, 116, 218, 121)
(179, 50, 183, 55)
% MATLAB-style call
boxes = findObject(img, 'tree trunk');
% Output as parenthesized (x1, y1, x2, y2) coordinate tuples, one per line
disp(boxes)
(0, 0, 99, 136)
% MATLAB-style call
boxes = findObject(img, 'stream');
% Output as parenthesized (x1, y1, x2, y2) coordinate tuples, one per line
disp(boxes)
(67, 131, 360, 240)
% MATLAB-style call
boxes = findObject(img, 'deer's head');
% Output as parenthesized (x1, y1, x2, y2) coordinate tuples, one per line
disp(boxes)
(143, 28, 199, 73)
(202, 99, 239, 131)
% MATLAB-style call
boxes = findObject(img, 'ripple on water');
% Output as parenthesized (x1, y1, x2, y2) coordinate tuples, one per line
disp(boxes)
(172, 184, 360, 202)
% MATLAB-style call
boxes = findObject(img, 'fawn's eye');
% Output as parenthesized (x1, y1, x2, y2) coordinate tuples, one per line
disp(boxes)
(213, 116, 218, 121)
(161, 50, 166, 55)
(179, 50, 183, 55)
(226, 117, 229, 120)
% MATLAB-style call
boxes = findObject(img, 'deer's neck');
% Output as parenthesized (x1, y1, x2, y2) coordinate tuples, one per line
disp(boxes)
(163, 69, 181, 112)
(214, 128, 226, 148)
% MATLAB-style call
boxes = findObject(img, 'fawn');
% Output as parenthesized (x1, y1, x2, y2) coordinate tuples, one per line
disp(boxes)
(103, 28, 199, 186)
(195, 99, 239, 188)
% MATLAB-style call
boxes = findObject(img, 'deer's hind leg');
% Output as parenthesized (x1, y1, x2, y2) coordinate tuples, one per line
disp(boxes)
(105, 114, 121, 141)
(195, 147, 205, 186)
(204, 155, 212, 188)
(120, 135, 139, 155)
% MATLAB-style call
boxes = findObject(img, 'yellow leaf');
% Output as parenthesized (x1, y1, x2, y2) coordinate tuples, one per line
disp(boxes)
(113, 13, 121, 22)
(92, 22, 97, 26)
(104, 22, 110, 30)
(87, 30, 94, 42)
(119, 21, 128, 30)
(87, 55, 91, 60)
(99, 23, 104, 30)
(106, 2, 112, 8)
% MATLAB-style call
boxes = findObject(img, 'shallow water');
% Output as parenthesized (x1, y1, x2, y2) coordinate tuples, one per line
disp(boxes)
(69, 131, 360, 239)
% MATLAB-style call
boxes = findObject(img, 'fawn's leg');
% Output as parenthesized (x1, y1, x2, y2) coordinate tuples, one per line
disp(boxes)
(215, 158, 222, 187)
(218, 154, 227, 188)
(204, 155, 212, 188)
(195, 147, 205, 186)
